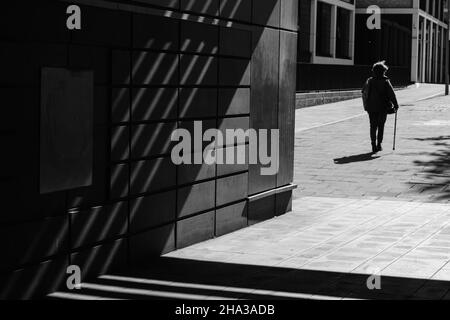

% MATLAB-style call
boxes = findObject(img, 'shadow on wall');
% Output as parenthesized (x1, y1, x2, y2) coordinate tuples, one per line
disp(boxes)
(48, 257, 450, 300)
(410, 135, 450, 201)
(0, 0, 290, 299)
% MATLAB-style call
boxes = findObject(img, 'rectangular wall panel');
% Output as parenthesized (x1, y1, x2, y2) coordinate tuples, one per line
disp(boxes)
(40, 68, 93, 194)
(277, 31, 297, 187)
(249, 27, 280, 195)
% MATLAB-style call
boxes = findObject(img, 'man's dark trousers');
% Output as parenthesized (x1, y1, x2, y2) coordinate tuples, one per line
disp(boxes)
(368, 112, 387, 145)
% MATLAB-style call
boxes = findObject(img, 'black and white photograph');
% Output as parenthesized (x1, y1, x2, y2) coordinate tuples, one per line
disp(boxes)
(1, 0, 450, 310)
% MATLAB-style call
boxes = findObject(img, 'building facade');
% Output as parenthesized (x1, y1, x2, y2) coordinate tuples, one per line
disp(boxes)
(299, 0, 356, 65)
(297, 0, 449, 93)
(0, 0, 298, 299)
(356, 0, 449, 83)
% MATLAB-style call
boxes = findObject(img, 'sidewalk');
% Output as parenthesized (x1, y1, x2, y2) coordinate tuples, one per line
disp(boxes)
(294, 84, 450, 203)
(296, 83, 444, 132)
(49, 86, 450, 300)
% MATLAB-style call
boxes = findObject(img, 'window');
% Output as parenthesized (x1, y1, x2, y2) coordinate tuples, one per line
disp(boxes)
(420, 0, 427, 11)
(316, 1, 333, 57)
(336, 7, 351, 59)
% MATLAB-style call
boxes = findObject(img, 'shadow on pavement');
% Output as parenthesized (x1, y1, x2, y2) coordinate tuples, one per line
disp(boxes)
(48, 257, 450, 300)
(334, 153, 380, 165)
(411, 135, 450, 201)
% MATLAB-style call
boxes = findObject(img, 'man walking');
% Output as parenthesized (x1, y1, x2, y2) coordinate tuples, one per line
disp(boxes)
(362, 61, 399, 153)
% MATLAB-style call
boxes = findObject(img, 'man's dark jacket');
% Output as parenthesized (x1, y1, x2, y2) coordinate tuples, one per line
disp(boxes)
(363, 76, 399, 113)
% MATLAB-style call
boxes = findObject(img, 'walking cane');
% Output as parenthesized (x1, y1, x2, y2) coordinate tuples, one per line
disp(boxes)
(393, 110, 398, 151)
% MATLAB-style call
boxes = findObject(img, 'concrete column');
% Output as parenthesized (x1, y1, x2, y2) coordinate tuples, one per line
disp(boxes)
(441, 25, 445, 82)
(310, 0, 317, 62)
(428, 20, 434, 82)
(330, 4, 337, 58)
(434, 25, 440, 82)
(422, 17, 427, 82)
(411, 13, 420, 82)
(349, 9, 355, 61)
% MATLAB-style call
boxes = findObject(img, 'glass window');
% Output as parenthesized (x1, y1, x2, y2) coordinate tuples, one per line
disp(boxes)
(336, 7, 351, 59)
(316, 1, 333, 57)
(420, 0, 427, 11)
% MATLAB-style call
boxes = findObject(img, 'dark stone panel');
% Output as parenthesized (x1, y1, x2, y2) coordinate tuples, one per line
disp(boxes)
(219, 58, 251, 86)
(133, 14, 179, 51)
(110, 163, 129, 199)
(220, 27, 252, 58)
(178, 158, 216, 185)
(71, 6, 131, 47)
(67, 124, 108, 208)
(134, 0, 180, 8)
(281, 0, 299, 31)
(132, 52, 179, 85)
(131, 122, 177, 158)
(250, 27, 279, 128)
(130, 190, 176, 233)
(276, 190, 293, 217)
(132, 88, 178, 121)
(219, 0, 252, 22)
(0, 257, 68, 300)
(69, 45, 110, 86)
(180, 55, 218, 86)
(111, 125, 129, 162)
(217, 145, 249, 177)
(0, 2, 69, 43)
(176, 211, 215, 249)
(112, 50, 131, 85)
(5, 188, 67, 223)
(218, 116, 250, 148)
(218, 116, 250, 132)
(178, 120, 216, 153)
(218, 88, 250, 116)
(179, 88, 217, 119)
(112, 88, 130, 124)
(0, 85, 68, 220)
(0, 137, 14, 177)
(130, 224, 176, 265)
(70, 239, 127, 282)
(94, 87, 109, 126)
(0, 43, 67, 86)
(216, 173, 248, 206)
(216, 201, 248, 236)
(0, 87, 35, 182)
(249, 166, 277, 196)
(70, 202, 128, 249)
(277, 31, 297, 187)
(181, 0, 219, 16)
(0, 87, 27, 131)
(0, 216, 68, 272)
(40, 68, 94, 194)
(253, 0, 280, 28)
(177, 181, 215, 218)
(249, 27, 279, 195)
(130, 158, 176, 195)
(180, 21, 218, 55)
(248, 195, 276, 226)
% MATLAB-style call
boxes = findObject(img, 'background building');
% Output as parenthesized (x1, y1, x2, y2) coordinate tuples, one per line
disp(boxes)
(356, 0, 449, 84)
(0, 0, 298, 299)
(297, 0, 449, 101)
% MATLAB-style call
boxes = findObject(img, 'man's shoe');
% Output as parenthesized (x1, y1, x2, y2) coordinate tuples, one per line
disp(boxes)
(377, 144, 383, 152)
(372, 144, 378, 153)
